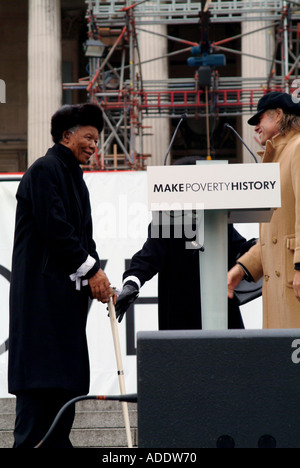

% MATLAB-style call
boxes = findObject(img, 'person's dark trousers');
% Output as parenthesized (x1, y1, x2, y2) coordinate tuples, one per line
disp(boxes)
(13, 388, 79, 448)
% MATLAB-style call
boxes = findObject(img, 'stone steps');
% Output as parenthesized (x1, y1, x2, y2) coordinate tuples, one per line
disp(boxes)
(0, 397, 138, 448)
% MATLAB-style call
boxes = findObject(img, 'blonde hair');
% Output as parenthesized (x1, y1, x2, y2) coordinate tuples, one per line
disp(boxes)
(279, 112, 300, 135)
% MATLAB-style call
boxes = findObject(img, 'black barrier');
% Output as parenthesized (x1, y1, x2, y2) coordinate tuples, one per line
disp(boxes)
(137, 329, 300, 448)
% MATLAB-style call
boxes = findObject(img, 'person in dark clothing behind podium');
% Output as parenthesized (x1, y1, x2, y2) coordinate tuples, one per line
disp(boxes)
(116, 156, 256, 330)
(8, 103, 116, 448)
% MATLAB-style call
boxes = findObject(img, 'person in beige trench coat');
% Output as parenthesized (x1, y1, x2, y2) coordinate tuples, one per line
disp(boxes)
(228, 91, 300, 328)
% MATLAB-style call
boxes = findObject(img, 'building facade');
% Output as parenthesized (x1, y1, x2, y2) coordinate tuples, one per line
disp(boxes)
(0, 1, 297, 171)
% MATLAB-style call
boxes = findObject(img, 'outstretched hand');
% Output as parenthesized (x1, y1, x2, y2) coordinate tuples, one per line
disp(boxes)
(293, 270, 300, 301)
(115, 283, 139, 323)
(227, 264, 245, 299)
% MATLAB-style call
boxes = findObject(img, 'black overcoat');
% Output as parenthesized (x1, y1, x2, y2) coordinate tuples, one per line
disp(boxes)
(123, 219, 248, 330)
(8, 144, 100, 395)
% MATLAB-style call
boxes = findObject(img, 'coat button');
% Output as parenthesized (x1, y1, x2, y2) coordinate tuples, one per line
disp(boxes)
(275, 270, 280, 277)
(264, 275, 270, 281)
(272, 237, 277, 244)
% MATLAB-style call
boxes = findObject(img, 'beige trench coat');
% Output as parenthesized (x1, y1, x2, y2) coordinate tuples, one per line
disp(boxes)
(238, 129, 300, 328)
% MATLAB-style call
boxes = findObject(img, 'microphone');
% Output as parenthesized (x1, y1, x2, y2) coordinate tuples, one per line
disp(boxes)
(164, 114, 187, 165)
(224, 123, 258, 163)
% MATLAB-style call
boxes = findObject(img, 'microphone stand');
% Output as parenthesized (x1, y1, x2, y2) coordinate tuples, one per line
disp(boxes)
(164, 114, 187, 165)
(224, 123, 258, 163)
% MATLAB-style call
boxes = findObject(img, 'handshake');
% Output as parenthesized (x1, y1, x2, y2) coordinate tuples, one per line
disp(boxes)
(115, 282, 140, 323)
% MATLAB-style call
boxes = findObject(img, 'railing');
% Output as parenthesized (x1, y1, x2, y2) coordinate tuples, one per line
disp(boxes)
(94, 86, 282, 116)
(85, 0, 299, 26)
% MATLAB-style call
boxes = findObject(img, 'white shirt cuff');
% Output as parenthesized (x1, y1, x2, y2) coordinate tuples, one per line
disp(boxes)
(123, 275, 141, 289)
(69, 255, 96, 290)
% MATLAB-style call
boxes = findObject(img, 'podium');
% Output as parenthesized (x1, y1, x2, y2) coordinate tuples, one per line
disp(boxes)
(147, 161, 281, 329)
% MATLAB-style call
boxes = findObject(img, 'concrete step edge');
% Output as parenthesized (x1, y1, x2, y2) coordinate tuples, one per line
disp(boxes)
(70, 427, 138, 448)
(0, 428, 139, 449)
(0, 412, 138, 431)
(0, 398, 137, 413)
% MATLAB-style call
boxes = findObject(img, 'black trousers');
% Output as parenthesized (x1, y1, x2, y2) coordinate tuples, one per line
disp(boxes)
(13, 388, 79, 448)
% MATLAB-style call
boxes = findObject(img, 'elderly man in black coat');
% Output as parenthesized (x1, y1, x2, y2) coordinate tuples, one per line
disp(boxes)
(8, 103, 116, 448)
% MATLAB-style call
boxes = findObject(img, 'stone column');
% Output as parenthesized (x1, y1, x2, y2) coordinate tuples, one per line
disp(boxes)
(241, 17, 275, 163)
(137, 22, 170, 166)
(27, 0, 62, 166)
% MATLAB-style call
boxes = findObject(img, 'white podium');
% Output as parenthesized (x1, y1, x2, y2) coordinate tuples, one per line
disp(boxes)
(147, 162, 281, 330)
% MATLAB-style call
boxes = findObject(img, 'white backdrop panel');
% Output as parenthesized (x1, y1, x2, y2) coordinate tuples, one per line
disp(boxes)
(0, 172, 262, 398)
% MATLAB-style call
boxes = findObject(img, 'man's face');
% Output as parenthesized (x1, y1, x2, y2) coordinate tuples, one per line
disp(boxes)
(254, 109, 282, 146)
(63, 125, 99, 164)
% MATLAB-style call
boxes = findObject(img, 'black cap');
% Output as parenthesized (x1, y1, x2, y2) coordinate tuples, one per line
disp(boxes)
(248, 91, 300, 126)
(51, 103, 103, 143)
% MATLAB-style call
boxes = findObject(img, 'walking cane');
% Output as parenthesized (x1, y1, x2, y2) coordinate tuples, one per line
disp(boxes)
(107, 296, 133, 448)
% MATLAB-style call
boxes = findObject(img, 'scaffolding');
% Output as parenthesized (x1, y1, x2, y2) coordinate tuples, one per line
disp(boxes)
(63, 1, 300, 169)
